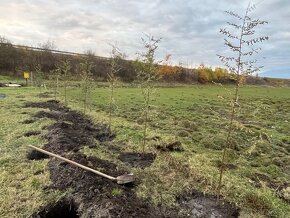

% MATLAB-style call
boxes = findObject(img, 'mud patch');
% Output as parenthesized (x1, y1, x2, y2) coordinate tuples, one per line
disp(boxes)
(24, 130, 41, 137)
(27, 150, 49, 160)
(179, 191, 240, 218)
(0, 94, 6, 99)
(119, 152, 155, 168)
(32, 198, 79, 218)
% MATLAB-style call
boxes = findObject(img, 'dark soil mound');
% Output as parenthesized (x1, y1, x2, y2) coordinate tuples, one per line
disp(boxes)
(34, 111, 63, 120)
(119, 152, 156, 168)
(27, 150, 49, 160)
(25, 100, 64, 111)
(32, 198, 79, 218)
(24, 131, 41, 137)
(179, 191, 240, 218)
(26, 101, 115, 155)
(42, 120, 114, 154)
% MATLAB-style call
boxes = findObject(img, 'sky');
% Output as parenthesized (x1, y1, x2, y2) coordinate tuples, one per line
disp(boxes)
(0, 0, 289, 78)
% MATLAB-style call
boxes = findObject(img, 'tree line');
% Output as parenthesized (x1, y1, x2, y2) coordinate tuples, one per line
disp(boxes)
(0, 36, 277, 85)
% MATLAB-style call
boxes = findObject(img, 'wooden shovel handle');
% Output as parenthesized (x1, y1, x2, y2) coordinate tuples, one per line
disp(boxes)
(28, 145, 117, 181)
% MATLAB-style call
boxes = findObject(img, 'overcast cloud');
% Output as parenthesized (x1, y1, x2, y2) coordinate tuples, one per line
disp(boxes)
(0, 0, 289, 78)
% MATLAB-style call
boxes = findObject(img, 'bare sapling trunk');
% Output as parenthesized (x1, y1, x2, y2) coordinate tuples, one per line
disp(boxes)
(107, 44, 122, 130)
(136, 34, 161, 154)
(57, 60, 71, 106)
(55, 75, 59, 101)
(80, 60, 94, 114)
(142, 88, 150, 153)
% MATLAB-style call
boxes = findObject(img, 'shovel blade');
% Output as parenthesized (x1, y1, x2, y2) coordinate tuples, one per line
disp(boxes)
(116, 174, 135, 185)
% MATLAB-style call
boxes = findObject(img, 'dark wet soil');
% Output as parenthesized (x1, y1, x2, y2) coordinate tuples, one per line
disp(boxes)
(0, 93, 6, 99)
(26, 100, 180, 218)
(32, 198, 79, 218)
(24, 130, 41, 137)
(179, 191, 240, 218)
(119, 152, 156, 168)
(27, 150, 49, 160)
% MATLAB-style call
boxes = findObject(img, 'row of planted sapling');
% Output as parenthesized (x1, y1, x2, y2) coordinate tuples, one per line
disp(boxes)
(25, 2, 269, 211)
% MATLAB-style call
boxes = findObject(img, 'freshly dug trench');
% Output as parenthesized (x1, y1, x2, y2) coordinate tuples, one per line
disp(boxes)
(27, 150, 49, 160)
(27, 101, 182, 217)
(32, 198, 79, 218)
(28, 145, 135, 185)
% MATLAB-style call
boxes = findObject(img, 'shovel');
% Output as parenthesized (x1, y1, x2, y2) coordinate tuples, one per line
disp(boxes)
(28, 145, 135, 185)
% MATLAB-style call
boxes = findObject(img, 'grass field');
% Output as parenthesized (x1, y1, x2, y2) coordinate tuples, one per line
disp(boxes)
(0, 82, 289, 217)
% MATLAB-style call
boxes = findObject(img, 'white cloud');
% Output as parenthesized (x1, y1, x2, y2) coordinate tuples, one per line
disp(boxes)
(0, 0, 289, 77)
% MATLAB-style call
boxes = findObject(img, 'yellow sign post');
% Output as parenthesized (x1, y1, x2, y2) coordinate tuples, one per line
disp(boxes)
(23, 72, 30, 86)
(23, 72, 30, 79)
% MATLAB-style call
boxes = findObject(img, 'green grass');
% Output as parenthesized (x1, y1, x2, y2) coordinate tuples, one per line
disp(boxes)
(0, 83, 289, 217)
(0, 74, 24, 83)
